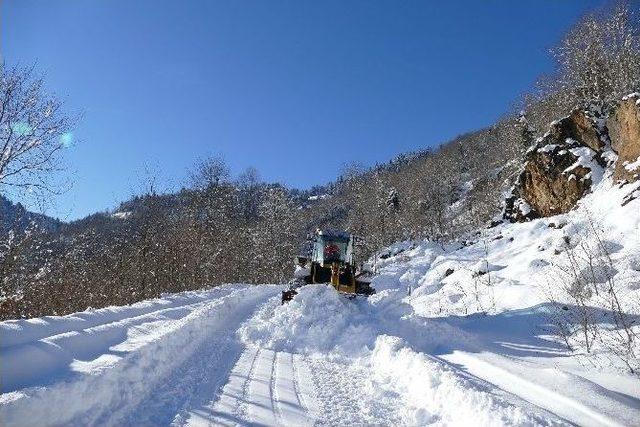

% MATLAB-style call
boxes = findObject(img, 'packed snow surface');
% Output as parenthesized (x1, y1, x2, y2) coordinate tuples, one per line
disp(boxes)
(1, 177, 640, 426)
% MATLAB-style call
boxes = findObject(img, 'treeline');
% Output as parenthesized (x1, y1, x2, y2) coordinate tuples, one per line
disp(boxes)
(1, 165, 304, 317)
(1, 3, 638, 319)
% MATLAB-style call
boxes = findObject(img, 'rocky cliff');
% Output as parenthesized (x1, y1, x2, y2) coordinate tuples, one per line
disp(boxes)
(608, 93, 640, 183)
(505, 95, 640, 222)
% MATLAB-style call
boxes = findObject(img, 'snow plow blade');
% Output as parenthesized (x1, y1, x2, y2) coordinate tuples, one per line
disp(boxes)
(282, 289, 297, 304)
(281, 281, 375, 304)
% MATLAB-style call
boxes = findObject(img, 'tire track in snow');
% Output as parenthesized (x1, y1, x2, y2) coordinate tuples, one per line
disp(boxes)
(99, 287, 277, 427)
(119, 332, 240, 426)
(246, 347, 279, 426)
(180, 339, 261, 426)
(195, 346, 320, 426)
(271, 350, 283, 425)
(232, 344, 262, 422)
(0, 286, 281, 427)
(289, 353, 305, 411)
(189, 294, 321, 426)
(292, 353, 321, 422)
(272, 352, 317, 427)
(120, 286, 279, 427)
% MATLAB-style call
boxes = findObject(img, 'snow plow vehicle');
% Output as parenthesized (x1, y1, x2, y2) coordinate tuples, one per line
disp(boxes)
(282, 230, 375, 303)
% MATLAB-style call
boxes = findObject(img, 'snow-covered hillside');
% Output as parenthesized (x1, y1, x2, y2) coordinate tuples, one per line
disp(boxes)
(0, 195, 61, 236)
(1, 178, 639, 426)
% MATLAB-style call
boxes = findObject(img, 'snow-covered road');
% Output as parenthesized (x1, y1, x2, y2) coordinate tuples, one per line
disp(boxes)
(1, 282, 639, 426)
(185, 346, 320, 427)
(0, 285, 283, 426)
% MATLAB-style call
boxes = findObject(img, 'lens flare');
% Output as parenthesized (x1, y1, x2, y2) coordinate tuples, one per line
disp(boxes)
(10, 122, 32, 136)
(60, 132, 74, 148)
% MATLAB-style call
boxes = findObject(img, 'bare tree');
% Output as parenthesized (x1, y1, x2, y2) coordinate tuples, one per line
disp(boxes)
(0, 64, 75, 196)
(253, 186, 299, 283)
(236, 166, 262, 220)
(525, 3, 640, 133)
(188, 155, 230, 189)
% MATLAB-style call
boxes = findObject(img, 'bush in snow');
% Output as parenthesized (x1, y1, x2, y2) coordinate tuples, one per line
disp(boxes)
(545, 218, 639, 374)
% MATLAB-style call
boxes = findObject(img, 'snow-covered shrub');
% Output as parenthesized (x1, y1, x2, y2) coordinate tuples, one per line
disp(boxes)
(545, 218, 639, 374)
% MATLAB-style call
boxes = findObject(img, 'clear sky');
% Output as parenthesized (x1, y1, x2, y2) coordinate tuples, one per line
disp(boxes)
(3, 0, 607, 220)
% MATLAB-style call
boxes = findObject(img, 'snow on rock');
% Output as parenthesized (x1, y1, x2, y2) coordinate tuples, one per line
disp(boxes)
(565, 146, 604, 184)
(537, 144, 559, 153)
(624, 155, 640, 173)
(504, 109, 607, 221)
(472, 259, 506, 275)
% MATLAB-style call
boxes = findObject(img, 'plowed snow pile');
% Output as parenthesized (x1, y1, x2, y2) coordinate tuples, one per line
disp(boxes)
(240, 285, 411, 355)
(370, 336, 547, 426)
(240, 285, 564, 425)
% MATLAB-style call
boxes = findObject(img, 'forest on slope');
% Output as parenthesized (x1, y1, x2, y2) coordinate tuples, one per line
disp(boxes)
(1, 4, 639, 319)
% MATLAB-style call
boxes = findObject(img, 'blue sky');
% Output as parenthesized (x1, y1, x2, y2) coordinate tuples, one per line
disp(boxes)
(3, 0, 607, 220)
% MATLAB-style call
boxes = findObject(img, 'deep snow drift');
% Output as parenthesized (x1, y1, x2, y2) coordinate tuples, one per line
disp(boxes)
(239, 285, 560, 425)
(1, 177, 639, 426)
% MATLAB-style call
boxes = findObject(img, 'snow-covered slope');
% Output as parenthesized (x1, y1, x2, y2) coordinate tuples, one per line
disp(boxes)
(1, 178, 639, 426)
(382, 178, 640, 319)
(0, 195, 61, 236)
(362, 176, 640, 426)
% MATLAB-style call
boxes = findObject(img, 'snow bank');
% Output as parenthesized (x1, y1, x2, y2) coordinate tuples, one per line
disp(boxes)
(1, 286, 252, 392)
(369, 335, 551, 426)
(239, 284, 412, 356)
(239, 282, 476, 371)
(0, 285, 280, 427)
(0, 286, 235, 349)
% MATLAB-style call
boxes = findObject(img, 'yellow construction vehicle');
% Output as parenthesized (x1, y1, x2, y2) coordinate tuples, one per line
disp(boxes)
(282, 230, 374, 303)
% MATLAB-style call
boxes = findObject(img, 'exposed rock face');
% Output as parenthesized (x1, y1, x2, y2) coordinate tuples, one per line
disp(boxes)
(607, 94, 640, 183)
(504, 111, 604, 222)
(564, 109, 604, 152)
(504, 95, 640, 222)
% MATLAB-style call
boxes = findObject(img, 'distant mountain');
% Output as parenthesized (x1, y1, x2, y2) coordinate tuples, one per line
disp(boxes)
(0, 195, 62, 236)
